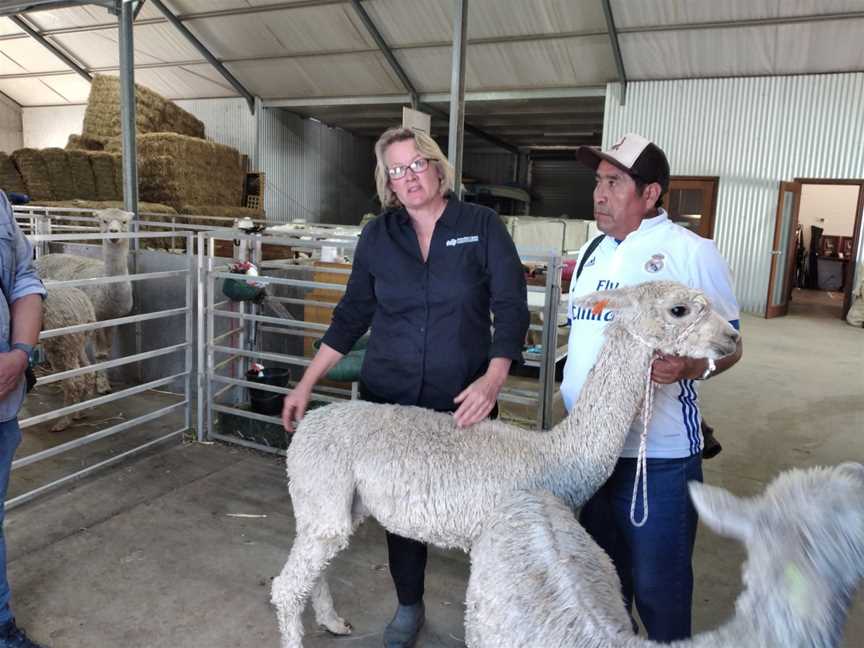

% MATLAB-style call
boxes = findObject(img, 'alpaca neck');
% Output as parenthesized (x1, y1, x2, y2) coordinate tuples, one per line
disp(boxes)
(103, 240, 129, 276)
(539, 325, 654, 505)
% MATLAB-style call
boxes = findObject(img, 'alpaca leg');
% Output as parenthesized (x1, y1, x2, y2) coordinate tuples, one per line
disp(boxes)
(78, 343, 97, 402)
(311, 577, 352, 635)
(94, 328, 112, 394)
(311, 500, 369, 634)
(51, 375, 80, 432)
(271, 531, 350, 648)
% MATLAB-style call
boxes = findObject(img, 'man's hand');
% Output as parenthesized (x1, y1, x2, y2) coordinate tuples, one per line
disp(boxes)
(651, 354, 707, 384)
(0, 350, 27, 398)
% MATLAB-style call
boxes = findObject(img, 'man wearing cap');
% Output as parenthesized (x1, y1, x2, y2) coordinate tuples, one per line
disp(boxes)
(560, 134, 743, 641)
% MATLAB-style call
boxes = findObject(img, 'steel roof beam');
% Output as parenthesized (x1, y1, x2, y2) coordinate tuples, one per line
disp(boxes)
(349, 0, 418, 108)
(149, 0, 256, 113)
(8, 14, 92, 81)
(601, 0, 626, 105)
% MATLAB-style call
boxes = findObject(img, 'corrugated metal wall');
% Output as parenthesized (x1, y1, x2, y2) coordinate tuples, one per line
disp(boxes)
(257, 109, 375, 224)
(178, 99, 375, 225)
(603, 74, 864, 315)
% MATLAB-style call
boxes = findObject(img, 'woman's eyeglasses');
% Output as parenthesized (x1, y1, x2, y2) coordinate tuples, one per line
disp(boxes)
(387, 157, 431, 180)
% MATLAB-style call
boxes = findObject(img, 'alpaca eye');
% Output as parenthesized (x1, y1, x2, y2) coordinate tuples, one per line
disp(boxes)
(670, 305, 689, 318)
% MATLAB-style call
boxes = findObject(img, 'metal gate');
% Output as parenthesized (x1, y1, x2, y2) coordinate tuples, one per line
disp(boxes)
(11, 221, 196, 509)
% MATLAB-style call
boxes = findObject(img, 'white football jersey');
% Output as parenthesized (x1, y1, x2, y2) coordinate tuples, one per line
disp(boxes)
(561, 211, 740, 459)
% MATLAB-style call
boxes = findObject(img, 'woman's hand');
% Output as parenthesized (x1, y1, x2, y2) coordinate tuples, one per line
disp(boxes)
(282, 384, 312, 432)
(453, 358, 512, 428)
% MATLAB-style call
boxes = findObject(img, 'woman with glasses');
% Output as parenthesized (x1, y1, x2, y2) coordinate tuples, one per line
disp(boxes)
(282, 126, 529, 647)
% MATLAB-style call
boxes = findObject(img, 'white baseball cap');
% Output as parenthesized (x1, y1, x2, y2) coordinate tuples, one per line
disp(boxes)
(576, 133, 670, 192)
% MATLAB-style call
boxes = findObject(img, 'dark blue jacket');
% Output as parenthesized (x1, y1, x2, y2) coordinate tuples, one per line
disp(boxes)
(321, 199, 529, 412)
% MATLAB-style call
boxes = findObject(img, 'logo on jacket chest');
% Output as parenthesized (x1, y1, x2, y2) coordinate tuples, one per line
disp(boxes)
(446, 235, 479, 247)
(644, 253, 665, 273)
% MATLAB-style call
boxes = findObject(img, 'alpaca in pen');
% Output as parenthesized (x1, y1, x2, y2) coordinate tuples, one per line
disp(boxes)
(272, 280, 741, 647)
(465, 462, 864, 648)
(35, 207, 133, 394)
(39, 285, 97, 432)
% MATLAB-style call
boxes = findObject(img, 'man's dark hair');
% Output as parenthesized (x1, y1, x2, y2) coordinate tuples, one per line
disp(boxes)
(633, 176, 665, 209)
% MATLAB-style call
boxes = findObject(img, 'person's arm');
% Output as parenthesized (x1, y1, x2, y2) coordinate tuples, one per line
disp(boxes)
(283, 228, 377, 431)
(652, 239, 743, 383)
(0, 195, 45, 398)
(454, 214, 529, 427)
(282, 343, 344, 432)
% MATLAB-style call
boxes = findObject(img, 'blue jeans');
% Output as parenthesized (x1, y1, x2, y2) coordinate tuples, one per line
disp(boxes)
(579, 453, 702, 642)
(0, 418, 21, 625)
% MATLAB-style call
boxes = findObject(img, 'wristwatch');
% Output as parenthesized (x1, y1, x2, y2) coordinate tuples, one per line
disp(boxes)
(10, 342, 35, 367)
(698, 357, 716, 381)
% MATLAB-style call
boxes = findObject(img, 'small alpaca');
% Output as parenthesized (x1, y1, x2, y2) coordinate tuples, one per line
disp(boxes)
(40, 286, 97, 432)
(465, 463, 864, 648)
(271, 281, 740, 647)
(35, 208, 133, 394)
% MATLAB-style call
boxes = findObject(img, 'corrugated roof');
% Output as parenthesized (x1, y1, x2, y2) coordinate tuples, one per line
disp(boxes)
(0, 0, 862, 149)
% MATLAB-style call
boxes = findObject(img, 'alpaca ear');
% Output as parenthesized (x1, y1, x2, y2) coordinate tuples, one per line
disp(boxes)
(573, 287, 637, 314)
(689, 481, 754, 541)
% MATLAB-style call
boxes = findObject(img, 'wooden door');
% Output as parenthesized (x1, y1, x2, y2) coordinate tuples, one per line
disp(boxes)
(666, 177, 718, 239)
(765, 181, 801, 318)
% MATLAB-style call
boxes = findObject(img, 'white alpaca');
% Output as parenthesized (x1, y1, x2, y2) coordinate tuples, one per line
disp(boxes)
(465, 463, 864, 648)
(272, 281, 740, 647)
(35, 208, 133, 394)
(40, 286, 97, 432)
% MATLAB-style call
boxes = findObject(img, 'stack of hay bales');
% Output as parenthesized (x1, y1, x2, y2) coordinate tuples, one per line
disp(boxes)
(114, 133, 245, 210)
(81, 74, 204, 145)
(88, 151, 121, 201)
(11, 149, 53, 201)
(67, 149, 98, 200)
(0, 153, 26, 194)
(42, 148, 76, 200)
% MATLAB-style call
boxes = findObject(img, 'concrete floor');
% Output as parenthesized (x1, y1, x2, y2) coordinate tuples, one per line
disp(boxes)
(5, 304, 863, 647)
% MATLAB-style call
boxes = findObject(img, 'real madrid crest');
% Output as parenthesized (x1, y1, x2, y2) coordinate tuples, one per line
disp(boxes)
(644, 253, 665, 273)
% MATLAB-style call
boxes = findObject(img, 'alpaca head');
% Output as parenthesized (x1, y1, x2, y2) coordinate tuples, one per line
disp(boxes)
(574, 281, 739, 359)
(97, 208, 133, 245)
(690, 463, 864, 646)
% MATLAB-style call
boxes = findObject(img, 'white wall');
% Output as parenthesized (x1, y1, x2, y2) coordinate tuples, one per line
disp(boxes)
(603, 73, 864, 315)
(22, 104, 86, 149)
(798, 184, 860, 250)
(0, 93, 22, 153)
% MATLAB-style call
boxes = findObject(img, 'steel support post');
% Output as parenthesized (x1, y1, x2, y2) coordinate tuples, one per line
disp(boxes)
(447, 0, 467, 196)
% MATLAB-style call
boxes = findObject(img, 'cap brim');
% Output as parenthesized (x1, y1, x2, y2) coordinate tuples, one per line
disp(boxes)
(575, 146, 633, 176)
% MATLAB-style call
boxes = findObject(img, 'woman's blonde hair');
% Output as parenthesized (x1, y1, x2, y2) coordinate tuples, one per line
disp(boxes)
(374, 127, 455, 209)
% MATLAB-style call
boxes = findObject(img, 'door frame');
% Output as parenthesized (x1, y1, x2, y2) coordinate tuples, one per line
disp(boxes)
(766, 181, 801, 318)
(667, 176, 719, 239)
(793, 178, 864, 318)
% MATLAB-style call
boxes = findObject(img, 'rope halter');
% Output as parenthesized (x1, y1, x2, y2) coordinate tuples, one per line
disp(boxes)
(623, 295, 712, 527)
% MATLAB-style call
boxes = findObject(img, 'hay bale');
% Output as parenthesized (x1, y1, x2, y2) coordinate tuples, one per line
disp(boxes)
(0, 153, 26, 194)
(67, 150, 97, 200)
(42, 148, 75, 200)
(136, 133, 244, 209)
(112, 154, 124, 200)
(66, 134, 104, 151)
(11, 148, 53, 201)
(82, 75, 205, 142)
(89, 151, 120, 201)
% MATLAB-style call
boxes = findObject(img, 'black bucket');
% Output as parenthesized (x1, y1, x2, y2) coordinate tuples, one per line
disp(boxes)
(247, 367, 291, 416)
